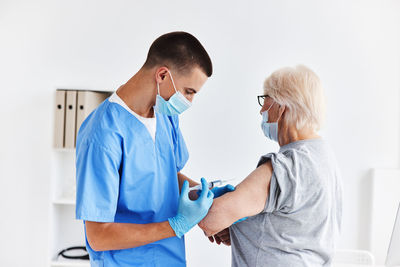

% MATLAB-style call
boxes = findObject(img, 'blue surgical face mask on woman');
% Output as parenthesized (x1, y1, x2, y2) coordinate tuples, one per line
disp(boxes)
(261, 101, 279, 142)
(154, 71, 192, 116)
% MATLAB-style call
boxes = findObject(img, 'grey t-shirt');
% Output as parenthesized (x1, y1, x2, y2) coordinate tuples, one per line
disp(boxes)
(230, 138, 342, 267)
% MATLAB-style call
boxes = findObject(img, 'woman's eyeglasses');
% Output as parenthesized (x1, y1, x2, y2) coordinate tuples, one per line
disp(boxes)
(257, 95, 269, 107)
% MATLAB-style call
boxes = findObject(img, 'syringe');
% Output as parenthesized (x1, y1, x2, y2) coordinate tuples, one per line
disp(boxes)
(188, 179, 235, 192)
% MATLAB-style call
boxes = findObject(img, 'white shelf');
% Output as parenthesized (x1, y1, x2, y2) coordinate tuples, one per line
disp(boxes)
(51, 259, 90, 267)
(53, 148, 75, 152)
(50, 150, 85, 266)
(53, 197, 76, 205)
(50, 90, 112, 266)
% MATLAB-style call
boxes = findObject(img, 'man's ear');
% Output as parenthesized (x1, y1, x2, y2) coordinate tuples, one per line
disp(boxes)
(155, 67, 169, 83)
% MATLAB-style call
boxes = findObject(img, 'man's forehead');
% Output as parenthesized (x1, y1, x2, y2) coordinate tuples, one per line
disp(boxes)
(185, 66, 207, 79)
(179, 67, 207, 85)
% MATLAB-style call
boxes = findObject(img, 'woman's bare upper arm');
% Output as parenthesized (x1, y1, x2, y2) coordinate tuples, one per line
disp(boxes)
(198, 161, 273, 236)
(229, 160, 273, 218)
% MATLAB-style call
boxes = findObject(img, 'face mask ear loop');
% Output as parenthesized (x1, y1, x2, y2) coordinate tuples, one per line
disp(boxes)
(266, 101, 274, 112)
(167, 70, 178, 93)
(156, 82, 161, 95)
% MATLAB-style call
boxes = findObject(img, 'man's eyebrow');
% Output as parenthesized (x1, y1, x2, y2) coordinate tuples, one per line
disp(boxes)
(185, 87, 197, 94)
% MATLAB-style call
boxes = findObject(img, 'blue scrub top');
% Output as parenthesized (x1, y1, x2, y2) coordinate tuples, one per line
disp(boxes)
(75, 99, 189, 267)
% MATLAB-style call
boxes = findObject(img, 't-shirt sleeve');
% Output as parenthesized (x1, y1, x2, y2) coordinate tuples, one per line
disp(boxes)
(168, 115, 189, 172)
(257, 150, 299, 213)
(75, 140, 121, 222)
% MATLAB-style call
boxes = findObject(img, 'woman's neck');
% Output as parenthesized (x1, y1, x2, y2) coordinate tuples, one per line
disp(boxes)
(278, 123, 320, 147)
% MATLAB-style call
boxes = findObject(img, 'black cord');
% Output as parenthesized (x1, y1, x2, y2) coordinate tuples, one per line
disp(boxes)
(58, 246, 89, 260)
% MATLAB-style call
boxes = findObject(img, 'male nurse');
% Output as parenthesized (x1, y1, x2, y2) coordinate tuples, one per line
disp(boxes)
(75, 32, 218, 267)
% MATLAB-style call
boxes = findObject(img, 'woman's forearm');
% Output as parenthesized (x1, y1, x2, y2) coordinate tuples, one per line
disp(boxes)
(198, 193, 237, 236)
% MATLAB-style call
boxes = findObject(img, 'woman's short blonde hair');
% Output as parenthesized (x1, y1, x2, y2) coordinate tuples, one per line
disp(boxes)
(264, 65, 326, 131)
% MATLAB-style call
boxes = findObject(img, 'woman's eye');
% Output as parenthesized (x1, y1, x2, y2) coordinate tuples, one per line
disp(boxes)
(185, 90, 194, 95)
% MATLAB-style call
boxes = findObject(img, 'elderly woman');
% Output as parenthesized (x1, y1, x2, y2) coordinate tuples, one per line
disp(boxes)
(198, 65, 342, 266)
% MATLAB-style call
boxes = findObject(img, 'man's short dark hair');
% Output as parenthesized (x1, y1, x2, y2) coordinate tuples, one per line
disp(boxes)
(143, 31, 213, 77)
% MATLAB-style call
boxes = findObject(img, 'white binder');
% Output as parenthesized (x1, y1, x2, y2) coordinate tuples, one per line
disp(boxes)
(64, 90, 77, 148)
(76, 91, 109, 139)
(54, 90, 66, 148)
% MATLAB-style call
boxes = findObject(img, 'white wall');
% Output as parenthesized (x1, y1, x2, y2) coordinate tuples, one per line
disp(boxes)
(0, 0, 399, 266)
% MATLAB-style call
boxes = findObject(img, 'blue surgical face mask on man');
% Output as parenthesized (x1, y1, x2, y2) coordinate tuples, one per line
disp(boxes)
(261, 101, 279, 142)
(154, 71, 192, 116)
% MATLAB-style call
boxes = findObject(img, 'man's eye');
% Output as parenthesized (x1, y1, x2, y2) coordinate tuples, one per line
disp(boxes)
(185, 90, 194, 95)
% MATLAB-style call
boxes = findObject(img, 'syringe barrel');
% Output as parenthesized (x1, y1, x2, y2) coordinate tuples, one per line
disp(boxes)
(189, 182, 214, 192)
(210, 180, 222, 187)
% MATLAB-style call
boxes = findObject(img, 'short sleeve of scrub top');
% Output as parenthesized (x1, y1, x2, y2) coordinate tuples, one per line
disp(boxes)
(75, 140, 122, 222)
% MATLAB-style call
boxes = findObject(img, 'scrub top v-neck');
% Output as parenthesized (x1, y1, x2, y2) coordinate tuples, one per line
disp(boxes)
(75, 96, 189, 267)
(108, 92, 157, 142)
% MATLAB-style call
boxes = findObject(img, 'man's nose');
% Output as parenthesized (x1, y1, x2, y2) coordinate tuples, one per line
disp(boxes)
(186, 95, 194, 102)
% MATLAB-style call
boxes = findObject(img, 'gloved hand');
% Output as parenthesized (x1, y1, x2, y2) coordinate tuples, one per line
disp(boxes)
(211, 184, 235, 198)
(197, 184, 235, 199)
(233, 217, 248, 224)
(168, 178, 214, 238)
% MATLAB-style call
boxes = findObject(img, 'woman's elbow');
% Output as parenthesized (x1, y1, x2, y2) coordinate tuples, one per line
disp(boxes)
(198, 219, 215, 236)
(198, 200, 233, 236)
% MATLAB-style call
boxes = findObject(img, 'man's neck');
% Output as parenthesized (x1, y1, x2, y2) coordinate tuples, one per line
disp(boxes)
(116, 68, 157, 118)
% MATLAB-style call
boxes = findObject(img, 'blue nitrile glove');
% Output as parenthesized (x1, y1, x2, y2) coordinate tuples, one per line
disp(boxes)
(233, 217, 248, 224)
(168, 178, 214, 238)
(211, 184, 235, 198)
(197, 183, 236, 199)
